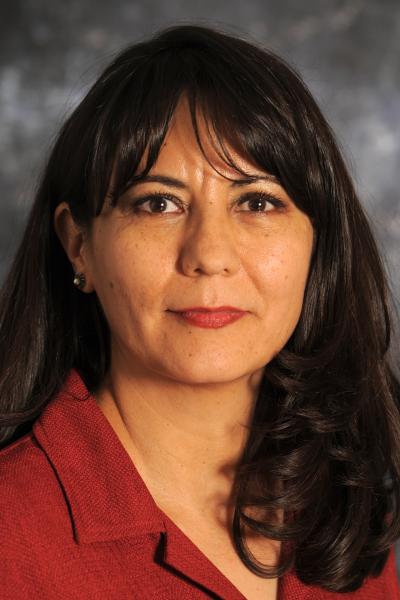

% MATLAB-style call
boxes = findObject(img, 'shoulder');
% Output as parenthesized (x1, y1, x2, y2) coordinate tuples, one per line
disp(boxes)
(0, 433, 73, 558)
(0, 432, 54, 498)
(332, 547, 399, 599)
(359, 546, 400, 600)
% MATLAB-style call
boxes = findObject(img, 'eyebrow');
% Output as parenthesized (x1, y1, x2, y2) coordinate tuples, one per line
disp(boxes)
(132, 173, 279, 189)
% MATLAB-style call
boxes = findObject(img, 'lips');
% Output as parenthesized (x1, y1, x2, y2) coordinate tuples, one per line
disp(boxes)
(171, 307, 247, 329)
(173, 306, 245, 312)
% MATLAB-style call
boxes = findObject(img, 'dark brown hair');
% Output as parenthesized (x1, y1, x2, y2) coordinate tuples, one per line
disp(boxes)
(1, 23, 399, 592)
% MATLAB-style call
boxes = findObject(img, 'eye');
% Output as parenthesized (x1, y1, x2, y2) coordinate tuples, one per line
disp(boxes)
(236, 192, 286, 213)
(130, 192, 183, 214)
(128, 190, 287, 215)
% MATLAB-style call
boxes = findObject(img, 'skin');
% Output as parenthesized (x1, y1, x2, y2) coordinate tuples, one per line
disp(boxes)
(54, 96, 314, 571)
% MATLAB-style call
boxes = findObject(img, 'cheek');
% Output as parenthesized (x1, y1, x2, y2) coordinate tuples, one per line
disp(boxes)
(253, 231, 312, 331)
(257, 231, 310, 281)
(265, 246, 309, 292)
(92, 232, 170, 319)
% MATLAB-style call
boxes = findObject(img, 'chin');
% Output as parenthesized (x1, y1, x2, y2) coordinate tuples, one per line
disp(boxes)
(161, 360, 260, 385)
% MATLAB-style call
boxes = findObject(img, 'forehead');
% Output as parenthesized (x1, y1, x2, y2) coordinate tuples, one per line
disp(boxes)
(139, 95, 269, 182)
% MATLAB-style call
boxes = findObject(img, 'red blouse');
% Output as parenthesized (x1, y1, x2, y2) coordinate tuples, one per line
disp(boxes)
(1, 369, 399, 599)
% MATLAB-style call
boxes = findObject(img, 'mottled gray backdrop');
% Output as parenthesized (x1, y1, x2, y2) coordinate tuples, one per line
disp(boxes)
(1, 0, 400, 573)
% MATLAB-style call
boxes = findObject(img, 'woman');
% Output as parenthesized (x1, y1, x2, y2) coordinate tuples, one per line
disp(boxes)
(0, 24, 399, 599)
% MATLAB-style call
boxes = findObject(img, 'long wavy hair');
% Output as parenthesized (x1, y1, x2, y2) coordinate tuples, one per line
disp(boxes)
(1, 23, 399, 592)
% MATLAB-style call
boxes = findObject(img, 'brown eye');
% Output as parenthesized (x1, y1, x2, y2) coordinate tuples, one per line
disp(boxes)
(131, 192, 182, 214)
(237, 192, 286, 213)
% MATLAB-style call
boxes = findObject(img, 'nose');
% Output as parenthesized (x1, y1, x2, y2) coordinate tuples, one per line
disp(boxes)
(179, 212, 241, 277)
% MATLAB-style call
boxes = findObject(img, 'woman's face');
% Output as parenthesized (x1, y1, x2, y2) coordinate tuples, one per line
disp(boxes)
(80, 98, 314, 384)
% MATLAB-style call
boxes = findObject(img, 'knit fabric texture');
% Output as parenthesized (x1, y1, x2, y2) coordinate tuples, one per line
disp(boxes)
(0, 369, 399, 599)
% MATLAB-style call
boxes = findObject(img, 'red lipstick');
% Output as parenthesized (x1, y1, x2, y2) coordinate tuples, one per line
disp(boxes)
(172, 306, 247, 329)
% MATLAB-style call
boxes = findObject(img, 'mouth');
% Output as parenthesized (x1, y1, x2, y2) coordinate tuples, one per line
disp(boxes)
(169, 307, 247, 329)
(171, 306, 246, 312)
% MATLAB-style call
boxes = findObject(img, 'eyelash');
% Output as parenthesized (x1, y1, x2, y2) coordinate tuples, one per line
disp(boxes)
(129, 190, 287, 215)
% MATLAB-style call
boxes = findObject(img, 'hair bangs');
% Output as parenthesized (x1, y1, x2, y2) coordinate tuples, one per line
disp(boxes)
(86, 52, 188, 217)
(85, 40, 315, 219)
(179, 44, 316, 218)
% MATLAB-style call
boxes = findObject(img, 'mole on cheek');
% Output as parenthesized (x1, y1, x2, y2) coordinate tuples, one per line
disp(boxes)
(109, 281, 114, 289)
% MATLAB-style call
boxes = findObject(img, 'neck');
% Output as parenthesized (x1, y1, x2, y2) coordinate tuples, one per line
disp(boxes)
(95, 349, 265, 519)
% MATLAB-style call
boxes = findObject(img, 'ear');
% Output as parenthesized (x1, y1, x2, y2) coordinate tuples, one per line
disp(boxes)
(53, 202, 95, 293)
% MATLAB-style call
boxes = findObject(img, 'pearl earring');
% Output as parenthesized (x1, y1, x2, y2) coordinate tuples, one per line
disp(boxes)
(73, 272, 86, 290)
